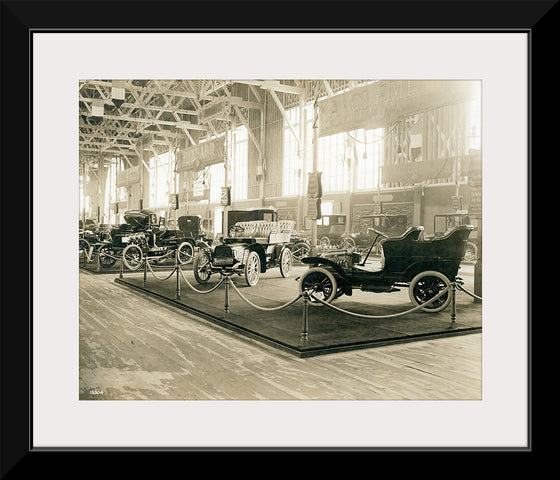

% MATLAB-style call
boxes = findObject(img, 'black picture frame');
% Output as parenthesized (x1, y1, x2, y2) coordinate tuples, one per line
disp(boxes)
(2, 0, 545, 473)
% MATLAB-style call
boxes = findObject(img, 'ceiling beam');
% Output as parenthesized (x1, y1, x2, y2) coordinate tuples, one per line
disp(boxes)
(80, 96, 198, 115)
(236, 80, 304, 96)
(268, 89, 300, 145)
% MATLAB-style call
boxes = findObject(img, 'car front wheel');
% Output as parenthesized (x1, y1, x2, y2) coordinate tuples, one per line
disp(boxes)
(299, 267, 337, 304)
(122, 244, 143, 271)
(279, 247, 293, 278)
(193, 251, 212, 284)
(244, 251, 261, 286)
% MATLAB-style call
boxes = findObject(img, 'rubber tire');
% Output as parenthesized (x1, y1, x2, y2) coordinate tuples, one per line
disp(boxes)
(98, 245, 117, 268)
(177, 241, 195, 265)
(463, 241, 478, 263)
(319, 236, 330, 248)
(409, 270, 452, 313)
(193, 251, 212, 284)
(279, 247, 293, 278)
(291, 241, 310, 262)
(79, 238, 90, 259)
(122, 244, 143, 271)
(299, 267, 338, 304)
(342, 237, 356, 250)
(244, 251, 261, 287)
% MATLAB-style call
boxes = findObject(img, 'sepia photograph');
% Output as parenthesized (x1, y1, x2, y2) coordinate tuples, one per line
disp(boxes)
(78, 78, 483, 401)
(29, 31, 529, 450)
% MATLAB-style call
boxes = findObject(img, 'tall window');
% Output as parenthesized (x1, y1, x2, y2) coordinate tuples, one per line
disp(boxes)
(282, 107, 308, 196)
(353, 129, 384, 190)
(149, 150, 174, 209)
(230, 126, 248, 201)
(282, 104, 383, 194)
(209, 162, 225, 203)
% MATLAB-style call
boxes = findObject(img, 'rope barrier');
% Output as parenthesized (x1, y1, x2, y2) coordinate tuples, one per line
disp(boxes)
(308, 286, 451, 319)
(229, 280, 303, 311)
(145, 259, 178, 281)
(456, 283, 482, 301)
(178, 267, 227, 294)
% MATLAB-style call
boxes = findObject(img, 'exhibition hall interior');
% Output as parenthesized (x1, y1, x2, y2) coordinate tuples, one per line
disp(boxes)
(79, 79, 482, 400)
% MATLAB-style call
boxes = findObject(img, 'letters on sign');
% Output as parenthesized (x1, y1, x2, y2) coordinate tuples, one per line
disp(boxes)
(318, 80, 479, 137)
(176, 137, 225, 172)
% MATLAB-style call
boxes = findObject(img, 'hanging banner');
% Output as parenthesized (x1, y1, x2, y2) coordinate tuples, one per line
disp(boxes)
(84, 180, 99, 196)
(116, 166, 140, 187)
(175, 137, 225, 173)
(381, 157, 454, 184)
(318, 80, 479, 137)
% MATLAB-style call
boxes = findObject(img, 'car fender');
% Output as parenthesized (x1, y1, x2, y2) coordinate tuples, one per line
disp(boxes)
(301, 256, 352, 292)
(246, 243, 267, 273)
(401, 260, 455, 283)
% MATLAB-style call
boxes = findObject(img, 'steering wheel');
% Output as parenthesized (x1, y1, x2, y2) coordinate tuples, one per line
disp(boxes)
(229, 225, 245, 237)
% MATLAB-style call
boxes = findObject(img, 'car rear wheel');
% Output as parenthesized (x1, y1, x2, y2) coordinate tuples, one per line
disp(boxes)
(291, 241, 310, 263)
(341, 237, 355, 250)
(122, 244, 143, 271)
(319, 236, 330, 249)
(177, 241, 195, 265)
(98, 245, 117, 268)
(409, 270, 452, 312)
(299, 267, 337, 304)
(193, 251, 212, 284)
(279, 247, 293, 278)
(244, 251, 261, 286)
(79, 238, 90, 259)
(463, 241, 478, 263)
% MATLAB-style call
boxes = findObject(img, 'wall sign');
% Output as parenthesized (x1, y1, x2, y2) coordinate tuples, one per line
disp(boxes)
(221, 186, 231, 206)
(318, 80, 479, 137)
(176, 137, 225, 172)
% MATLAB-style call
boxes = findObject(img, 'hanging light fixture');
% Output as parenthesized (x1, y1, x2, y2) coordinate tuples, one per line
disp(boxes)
(111, 80, 126, 108)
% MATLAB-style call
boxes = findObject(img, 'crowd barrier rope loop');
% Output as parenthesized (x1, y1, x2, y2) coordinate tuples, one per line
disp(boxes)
(118, 255, 481, 345)
(229, 279, 304, 312)
(455, 282, 482, 301)
(308, 286, 451, 319)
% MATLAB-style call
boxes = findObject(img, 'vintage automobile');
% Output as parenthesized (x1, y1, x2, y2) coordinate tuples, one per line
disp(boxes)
(298, 224, 474, 312)
(227, 207, 278, 226)
(177, 214, 213, 247)
(192, 219, 295, 287)
(343, 213, 409, 252)
(227, 207, 310, 262)
(90, 210, 194, 270)
(426, 213, 478, 263)
(316, 214, 352, 249)
(288, 232, 312, 262)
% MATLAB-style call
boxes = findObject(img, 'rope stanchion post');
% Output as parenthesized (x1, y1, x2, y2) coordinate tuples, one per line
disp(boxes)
(300, 291, 309, 346)
(448, 282, 457, 328)
(143, 257, 147, 287)
(224, 276, 230, 314)
(175, 264, 181, 300)
(119, 253, 124, 278)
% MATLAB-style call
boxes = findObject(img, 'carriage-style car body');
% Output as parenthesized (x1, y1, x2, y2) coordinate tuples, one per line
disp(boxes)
(193, 219, 295, 286)
(343, 213, 409, 251)
(178, 215, 212, 244)
(316, 214, 349, 248)
(85, 210, 194, 270)
(298, 224, 474, 312)
(427, 213, 479, 262)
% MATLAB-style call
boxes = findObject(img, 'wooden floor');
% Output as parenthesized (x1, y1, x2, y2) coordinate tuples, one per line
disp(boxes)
(79, 268, 482, 401)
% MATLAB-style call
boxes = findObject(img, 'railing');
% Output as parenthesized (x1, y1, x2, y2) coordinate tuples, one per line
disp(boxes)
(116, 249, 481, 348)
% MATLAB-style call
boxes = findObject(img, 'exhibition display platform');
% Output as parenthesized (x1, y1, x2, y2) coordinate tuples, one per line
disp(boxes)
(114, 262, 481, 358)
